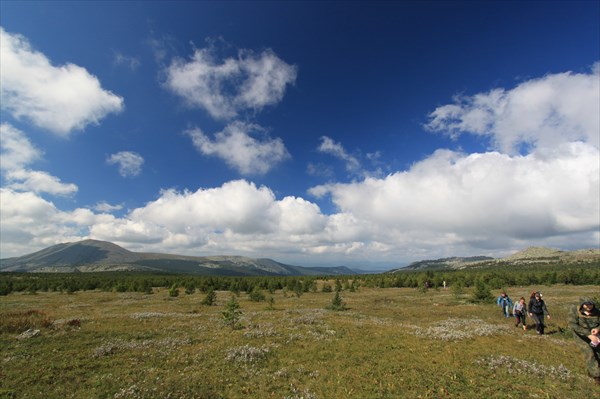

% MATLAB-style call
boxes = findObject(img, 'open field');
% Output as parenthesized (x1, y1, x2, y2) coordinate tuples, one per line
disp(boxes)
(1, 283, 599, 398)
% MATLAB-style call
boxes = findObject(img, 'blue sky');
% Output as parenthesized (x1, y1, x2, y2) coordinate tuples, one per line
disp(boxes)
(1, 1, 598, 269)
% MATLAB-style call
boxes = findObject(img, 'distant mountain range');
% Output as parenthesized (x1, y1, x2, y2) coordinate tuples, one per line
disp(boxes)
(0, 239, 364, 276)
(389, 246, 600, 272)
(1, 241, 598, 276)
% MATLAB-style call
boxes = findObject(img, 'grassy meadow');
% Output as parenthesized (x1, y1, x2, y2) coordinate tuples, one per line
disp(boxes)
(1, 282, 600, 398)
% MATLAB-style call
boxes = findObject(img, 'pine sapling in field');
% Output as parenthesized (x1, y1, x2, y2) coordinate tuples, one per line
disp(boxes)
(327, 291, 348, 311)
(266, 295, 275, 310)
(222, 295, 242, 330)
(201, 288, 216, 306)
(293, 281, 303, 298)
(185, 282, 195, 295)
(168, 284, 179, 297)
(335, 279, 342, 292)
(248, 286, 266, 302)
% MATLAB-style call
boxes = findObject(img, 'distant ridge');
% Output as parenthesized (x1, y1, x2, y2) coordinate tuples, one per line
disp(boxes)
(0, 239, 361, 276)
(504, 246, 563, 260)
(389, 246, 600, 272)
(504, 246, 600, 263)
(390, 256, 494, 272)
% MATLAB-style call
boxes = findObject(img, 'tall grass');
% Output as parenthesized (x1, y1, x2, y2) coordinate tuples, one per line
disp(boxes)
(1, 284, 599, 398)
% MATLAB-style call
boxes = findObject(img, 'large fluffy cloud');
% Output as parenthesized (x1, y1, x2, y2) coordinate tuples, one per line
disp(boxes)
(126, 180, 326, 237)
(164, 45, 297, 120)
(0, 27, 124, 136)
(186, 122, 290, 175)
(426, 63, 600, 153)
(311, 143, 598, 243)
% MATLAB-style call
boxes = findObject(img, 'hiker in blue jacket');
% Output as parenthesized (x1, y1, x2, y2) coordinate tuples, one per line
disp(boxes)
(497, 292, 513, 318)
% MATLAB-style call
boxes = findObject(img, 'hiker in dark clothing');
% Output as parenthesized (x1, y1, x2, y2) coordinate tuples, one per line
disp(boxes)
(568, 298, 600, 385)
(528, 292, 550, 335)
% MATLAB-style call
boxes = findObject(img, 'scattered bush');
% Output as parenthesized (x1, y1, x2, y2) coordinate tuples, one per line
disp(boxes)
(452, 281, 466, 299)
(471, 279, 492, 302)
(248, 286, 266, 302)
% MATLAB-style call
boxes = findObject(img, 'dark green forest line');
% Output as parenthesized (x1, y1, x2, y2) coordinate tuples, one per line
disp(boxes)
(1, 261, 598, 296)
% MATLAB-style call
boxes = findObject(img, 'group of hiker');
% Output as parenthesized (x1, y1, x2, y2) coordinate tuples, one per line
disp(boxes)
(496, 291, 600, 384)
(496, 291, 550, 334)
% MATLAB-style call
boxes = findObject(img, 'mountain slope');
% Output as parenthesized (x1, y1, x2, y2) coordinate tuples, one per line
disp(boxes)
(1, 239, 142, 268)
(0, 239, 357, 276)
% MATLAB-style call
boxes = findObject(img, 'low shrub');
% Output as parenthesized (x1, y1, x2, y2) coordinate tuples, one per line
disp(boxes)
(0, 309, 53, 333)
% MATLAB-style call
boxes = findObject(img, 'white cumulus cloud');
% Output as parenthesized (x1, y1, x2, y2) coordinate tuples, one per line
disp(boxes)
(318, 136, 361, 172)
(0, 27, 124, 136)
(426, 63, 600, 153)
(186, 122, 289, 175)
(311, 143, 598, 244)
(0, 188, 93, 255)
(164, 45, 296, 120)
(106, 151, 144, 178)
(5, 169, 78, 196)
(1, 123, 78, 196)
(128, 180, 281, 235)
(0, 123, 42, 171)
(93, 201, 124, 213)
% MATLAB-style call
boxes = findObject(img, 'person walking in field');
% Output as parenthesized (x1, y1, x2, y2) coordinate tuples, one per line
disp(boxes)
(568, 298, 600, 385)
(496, 291, 513, 318)
(513, 297, 527, 330)
(528, 291, 550, 335)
